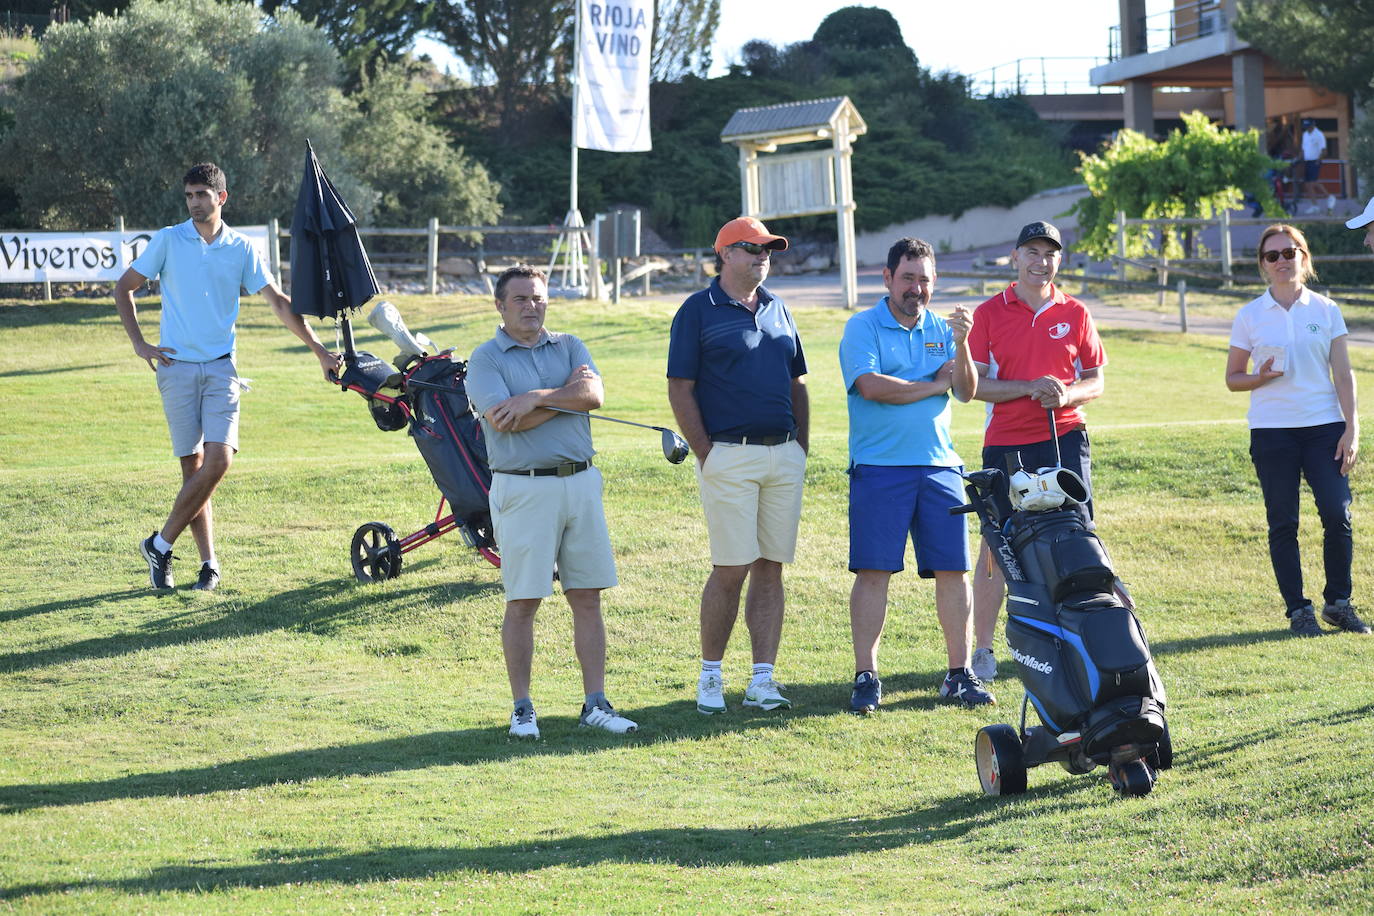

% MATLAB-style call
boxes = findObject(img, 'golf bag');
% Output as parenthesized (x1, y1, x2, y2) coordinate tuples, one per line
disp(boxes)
(997, 504, 1167, 762)
(966, 410, 1170, 796)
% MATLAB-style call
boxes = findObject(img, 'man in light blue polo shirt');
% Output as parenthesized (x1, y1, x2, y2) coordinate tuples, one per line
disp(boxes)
(115, 162, 339, 592)
(839, 237, 993, 713)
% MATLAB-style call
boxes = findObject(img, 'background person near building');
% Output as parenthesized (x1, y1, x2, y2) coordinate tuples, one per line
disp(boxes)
(967, 220, 1106, 682)
(114, 162, 339, 593)
(1297, 119, 1328, 211)
(667, 217, 809, 716)
(839, 237, 992, 713)
(1225, 223, 1368, 637)
(466, 266, 640, 739)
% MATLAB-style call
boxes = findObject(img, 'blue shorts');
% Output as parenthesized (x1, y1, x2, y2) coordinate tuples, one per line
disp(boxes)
(849, 464, 970, 576)
(1303, 159, 1321, 182)
(982, 427, 1093, 526)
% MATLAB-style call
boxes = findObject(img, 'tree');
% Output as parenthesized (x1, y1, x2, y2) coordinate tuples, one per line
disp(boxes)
(0, 0, 502, 230)
(259, 0, 435, 83)
(1071, 111, 1280, 261)
(651, 0, 719, 81)
(345, 62, 501, 226)
(1233, 0, 1374, 103)
(812, 5, 912, 57)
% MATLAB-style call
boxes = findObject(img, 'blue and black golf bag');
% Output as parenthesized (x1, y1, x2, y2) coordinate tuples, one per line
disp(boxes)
(965, 412, 1171, 796)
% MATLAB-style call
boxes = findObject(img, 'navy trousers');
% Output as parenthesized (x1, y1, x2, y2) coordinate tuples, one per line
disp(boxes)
(1249, 422, 1353, 614)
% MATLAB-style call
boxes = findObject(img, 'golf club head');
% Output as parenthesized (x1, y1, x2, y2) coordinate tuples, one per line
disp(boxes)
(661, 429, 689, 464)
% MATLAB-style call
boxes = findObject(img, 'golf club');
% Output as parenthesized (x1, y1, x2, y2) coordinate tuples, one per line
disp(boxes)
(546, 407, 690, 464)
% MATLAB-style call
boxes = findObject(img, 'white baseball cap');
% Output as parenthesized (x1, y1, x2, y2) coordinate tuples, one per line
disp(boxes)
(1346, 196, 1374, 229)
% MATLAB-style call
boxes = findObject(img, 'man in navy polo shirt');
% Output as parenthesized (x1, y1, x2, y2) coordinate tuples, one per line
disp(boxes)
(668, 216, 809, 715)
(115, 162, 339, 592)
(840, 237, 993, 713)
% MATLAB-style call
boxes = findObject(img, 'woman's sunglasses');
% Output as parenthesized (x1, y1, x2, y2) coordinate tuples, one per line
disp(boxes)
(1261, 247, 1300, 263)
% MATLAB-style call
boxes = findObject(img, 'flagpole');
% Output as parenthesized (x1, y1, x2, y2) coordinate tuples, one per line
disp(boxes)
(552, 0, 588, 294)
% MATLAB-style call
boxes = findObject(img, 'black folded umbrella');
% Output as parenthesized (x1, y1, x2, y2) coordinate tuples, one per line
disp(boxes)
(289, 140, 379, 326)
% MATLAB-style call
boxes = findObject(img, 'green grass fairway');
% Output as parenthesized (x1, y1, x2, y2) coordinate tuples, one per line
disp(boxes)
(1, 292, 1372, 913)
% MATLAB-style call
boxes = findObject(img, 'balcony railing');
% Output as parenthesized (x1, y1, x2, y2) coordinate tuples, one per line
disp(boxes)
(1109, 0, 1228, 60)
(966, 57, 1119, 97)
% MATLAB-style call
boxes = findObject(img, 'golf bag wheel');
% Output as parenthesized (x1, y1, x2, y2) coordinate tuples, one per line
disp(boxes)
(1110, 759, 1155, 797)
(975, 724, 1028, 796)
(1059, 749, 1095, 775)
(1146, 720, 1173, 772)
(351, 522, 402, 582)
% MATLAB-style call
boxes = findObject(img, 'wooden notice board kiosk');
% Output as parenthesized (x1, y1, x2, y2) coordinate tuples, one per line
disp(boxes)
(720, 96, 868, 309)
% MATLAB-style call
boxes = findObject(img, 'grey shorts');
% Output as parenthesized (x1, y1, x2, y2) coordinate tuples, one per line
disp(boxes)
(155, 356, 242, 457)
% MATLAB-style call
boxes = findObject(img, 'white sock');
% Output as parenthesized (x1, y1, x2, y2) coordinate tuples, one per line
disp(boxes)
(153, 533, 173, 554)
(750, 663, 774, 687)
(204, 555, 219, 571)
(700, 659, 722, 681)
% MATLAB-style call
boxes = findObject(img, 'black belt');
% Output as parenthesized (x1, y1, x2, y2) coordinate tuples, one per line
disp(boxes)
(494, 460, 591, 478)
(712, 432, 795, 446)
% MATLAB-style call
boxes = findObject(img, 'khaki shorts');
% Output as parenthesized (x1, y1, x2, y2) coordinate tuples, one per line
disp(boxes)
(489, 465, 618, 600)
(156, 356, 242, 457)
(694, 439, 806, 566)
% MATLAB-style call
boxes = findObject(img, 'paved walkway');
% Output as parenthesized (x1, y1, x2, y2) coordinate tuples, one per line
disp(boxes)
(762, 266, 1374, 347)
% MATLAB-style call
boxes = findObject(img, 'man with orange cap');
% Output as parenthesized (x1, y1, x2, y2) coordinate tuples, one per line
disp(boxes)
(667, 217, 809, 715)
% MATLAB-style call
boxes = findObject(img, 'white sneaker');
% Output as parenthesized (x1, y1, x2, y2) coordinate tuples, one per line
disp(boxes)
(509, 706, 539, 739)
(742, 678, 791, 710)
(580, 703, 638, 734)
(697, 673, 726, 715)
(972, 647, 998, 682)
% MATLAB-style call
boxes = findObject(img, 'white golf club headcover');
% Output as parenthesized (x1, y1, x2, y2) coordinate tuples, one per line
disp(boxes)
(368, 300, 432, 358)
(1008, 467, 1090, 512)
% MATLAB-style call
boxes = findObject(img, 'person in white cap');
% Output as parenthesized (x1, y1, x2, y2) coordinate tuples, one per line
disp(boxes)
(1225, 222, 1367, 637)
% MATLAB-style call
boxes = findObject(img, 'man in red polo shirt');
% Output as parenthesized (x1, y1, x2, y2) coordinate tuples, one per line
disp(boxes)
(966, 220, 1107, 683)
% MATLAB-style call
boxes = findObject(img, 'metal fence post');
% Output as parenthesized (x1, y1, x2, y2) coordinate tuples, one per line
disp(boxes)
(1218, 208, 1232, 288)
(426, 217, 439, 295)
(1177, 279, 1188, 332)
(267, 217, 280, 283)
(1157, 256, 1168, 308)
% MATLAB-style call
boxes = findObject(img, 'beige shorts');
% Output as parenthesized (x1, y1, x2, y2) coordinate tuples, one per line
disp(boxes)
(694, 439, 806, 566)
(156, 356, 242, 457)
(489, 465, 618, 600)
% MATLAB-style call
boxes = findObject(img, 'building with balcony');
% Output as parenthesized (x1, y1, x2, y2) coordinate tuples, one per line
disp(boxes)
(1089, 0, 1354, 197)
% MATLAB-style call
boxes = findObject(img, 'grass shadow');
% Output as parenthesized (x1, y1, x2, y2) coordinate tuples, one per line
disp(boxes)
(0, 589, 149, 624)
(0, 777, 1100, 899)
(0, 575, 501, 674)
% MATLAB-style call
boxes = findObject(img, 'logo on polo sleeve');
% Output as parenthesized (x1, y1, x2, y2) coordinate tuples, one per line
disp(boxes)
(1048, 322, 1071, 339)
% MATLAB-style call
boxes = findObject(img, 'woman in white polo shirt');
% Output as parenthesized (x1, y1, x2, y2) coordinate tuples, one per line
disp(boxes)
(1226, 223, 1368, 637)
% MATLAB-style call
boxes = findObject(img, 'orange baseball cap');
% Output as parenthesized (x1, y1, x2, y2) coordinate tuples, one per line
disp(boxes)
(714, 216, 788, 254)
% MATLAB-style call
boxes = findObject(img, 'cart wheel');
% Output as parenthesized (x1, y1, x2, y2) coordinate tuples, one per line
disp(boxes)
(351, 522, 402, 582)
(1146, 720, 1173, 772)
(1058, 748, 1095, 775)
(1110, 759, 1156, 797)
(975, 724, 1027, 796)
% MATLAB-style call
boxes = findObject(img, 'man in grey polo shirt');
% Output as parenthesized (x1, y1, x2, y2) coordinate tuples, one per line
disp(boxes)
(465, 265, 638, 740)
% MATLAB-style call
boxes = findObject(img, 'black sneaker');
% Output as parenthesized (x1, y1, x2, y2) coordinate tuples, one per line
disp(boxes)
(849, 671, 881, 715)
(139, 533, 174, 589)
(1288, 604, 1325, 637)
(940, 668, 996, 707)
(1321, 599, 1371, 634)
(190, 563, 220, 592)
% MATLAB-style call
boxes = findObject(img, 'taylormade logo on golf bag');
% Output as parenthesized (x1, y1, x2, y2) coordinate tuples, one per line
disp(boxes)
(1012, 647, 1053, 674)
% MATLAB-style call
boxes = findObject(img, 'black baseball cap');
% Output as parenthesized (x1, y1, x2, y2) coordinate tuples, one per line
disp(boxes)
(1016, 220, 1062, 250)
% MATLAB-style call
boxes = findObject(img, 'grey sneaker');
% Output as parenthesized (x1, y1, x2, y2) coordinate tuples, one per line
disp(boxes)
(971, 647, 997, 682)
(1321, 599, 1371, 634)
(190, 563, 220, 592)
(139, 533, 174, 589)
(509, 705, 539, 739)
(1288, 604, 1325, 638)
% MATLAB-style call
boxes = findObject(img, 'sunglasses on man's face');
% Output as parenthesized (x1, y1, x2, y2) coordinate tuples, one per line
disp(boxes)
(729, 241, 772, 256)
(1262, 247, 1299, 263)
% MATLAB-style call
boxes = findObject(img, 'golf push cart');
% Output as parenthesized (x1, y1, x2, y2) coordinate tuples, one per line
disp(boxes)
(331, 302, 691, 583)
(955, 410, 1172, 797)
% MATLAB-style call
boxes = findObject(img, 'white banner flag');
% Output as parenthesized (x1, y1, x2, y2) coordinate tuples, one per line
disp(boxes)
(574, 0, 653, 152)
(0, 226, 270, 283)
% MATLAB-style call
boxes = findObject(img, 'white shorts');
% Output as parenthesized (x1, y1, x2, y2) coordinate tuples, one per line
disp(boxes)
(489, 466, 618, 600)
(155, 356, 242, 457)
(694, 440, 806, 566)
